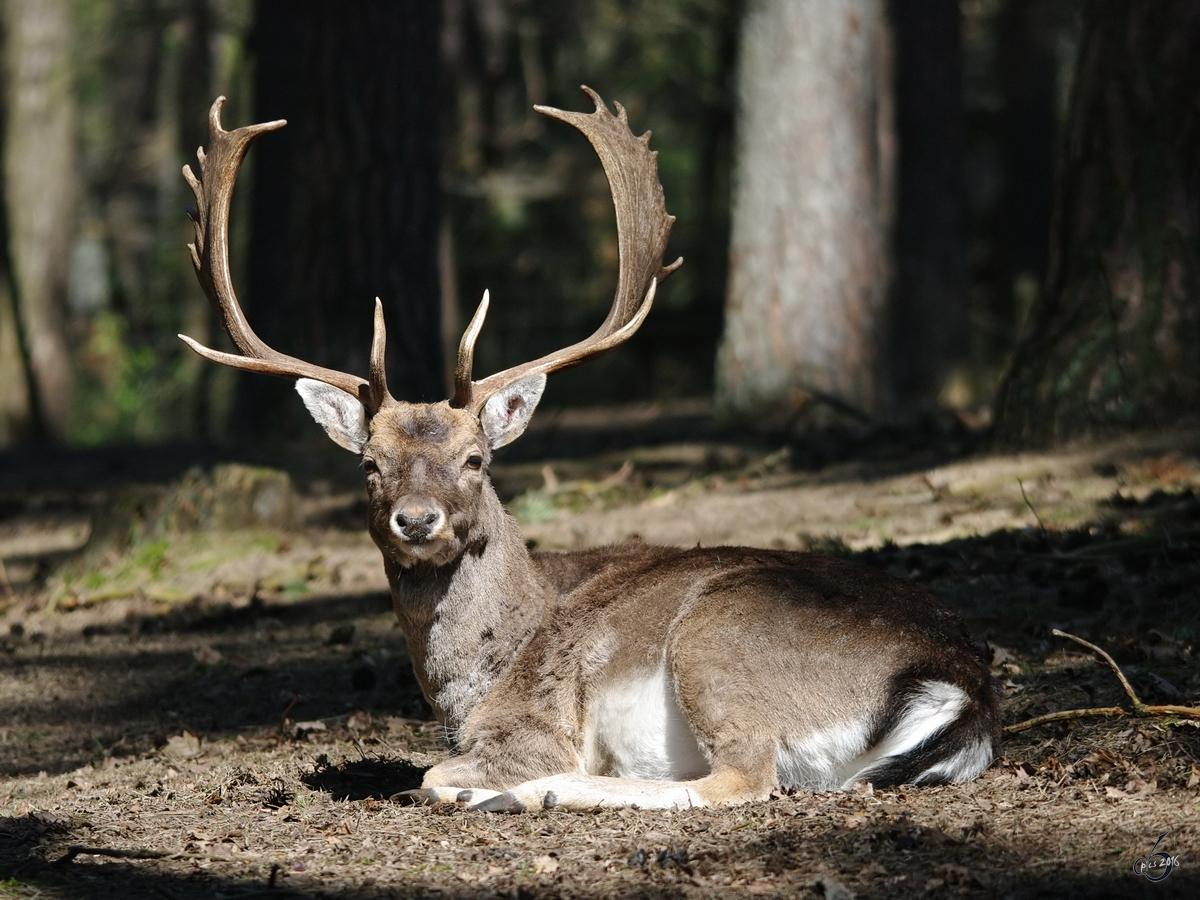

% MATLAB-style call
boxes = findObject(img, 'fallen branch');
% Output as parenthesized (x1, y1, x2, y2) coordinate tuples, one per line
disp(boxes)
(56, 844, 252, 864)
(1004, 629, 1200, 734)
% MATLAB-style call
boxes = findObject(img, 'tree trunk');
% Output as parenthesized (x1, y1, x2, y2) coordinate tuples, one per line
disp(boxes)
(0, 279, 29, 444)
(235, 0, 443, 439)
(884, 0, 966, 412)
(993, 1, 1200, 446)
(715, 0, 893, 427)
(2, 0, 76, 441)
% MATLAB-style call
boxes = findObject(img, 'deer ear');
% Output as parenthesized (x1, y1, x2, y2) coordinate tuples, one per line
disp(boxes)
(296, 378, 369, 453)
(480, 373, 546, 449)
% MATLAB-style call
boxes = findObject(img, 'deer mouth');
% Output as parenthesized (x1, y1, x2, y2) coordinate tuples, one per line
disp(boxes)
(390, 534, 461, 568)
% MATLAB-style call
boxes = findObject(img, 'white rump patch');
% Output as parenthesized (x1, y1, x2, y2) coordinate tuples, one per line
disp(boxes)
(776, 720, 872, 792)
(915, 735, 994, 784)
(777, 681, 977, 791)
(582, 667, 710, 781)
(838, 680, 970, 787)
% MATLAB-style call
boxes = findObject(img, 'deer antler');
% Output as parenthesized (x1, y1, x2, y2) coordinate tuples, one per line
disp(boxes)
(178, 97, 394, 412)
(452, 86, 682, 414)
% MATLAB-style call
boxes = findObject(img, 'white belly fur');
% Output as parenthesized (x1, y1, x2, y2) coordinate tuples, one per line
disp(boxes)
(582, 667, 710, 780)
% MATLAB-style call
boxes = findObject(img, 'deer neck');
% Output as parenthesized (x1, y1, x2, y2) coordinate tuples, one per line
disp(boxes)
(383, 481, 549, 734)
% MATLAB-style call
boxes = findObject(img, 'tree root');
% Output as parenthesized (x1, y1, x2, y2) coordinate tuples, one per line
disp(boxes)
(1004, 629, 1200, 734)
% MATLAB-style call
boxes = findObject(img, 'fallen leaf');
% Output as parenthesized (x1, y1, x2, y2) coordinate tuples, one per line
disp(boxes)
(164, 732, 202, 761)
(1126, 778, 1157, 799)
(989, 643, 1015, 665)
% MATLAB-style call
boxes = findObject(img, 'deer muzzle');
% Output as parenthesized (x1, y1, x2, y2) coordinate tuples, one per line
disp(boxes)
(391, 499, 447, 545)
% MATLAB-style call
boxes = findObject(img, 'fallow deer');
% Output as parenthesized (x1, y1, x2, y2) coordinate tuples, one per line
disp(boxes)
(180, 89, 998, 812)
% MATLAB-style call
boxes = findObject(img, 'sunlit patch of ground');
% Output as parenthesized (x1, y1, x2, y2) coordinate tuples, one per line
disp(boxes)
(2, 427, 1200, 897)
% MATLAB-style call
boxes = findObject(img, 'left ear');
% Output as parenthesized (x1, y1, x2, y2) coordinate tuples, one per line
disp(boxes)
(480, 373, 546, 449)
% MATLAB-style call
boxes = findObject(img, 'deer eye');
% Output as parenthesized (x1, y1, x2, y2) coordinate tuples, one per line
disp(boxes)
(363, 459, 380, 477)
(465, 454, 484, 471)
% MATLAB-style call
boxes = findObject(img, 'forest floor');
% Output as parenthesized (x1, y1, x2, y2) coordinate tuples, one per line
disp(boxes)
(1, 408, 1199, 899)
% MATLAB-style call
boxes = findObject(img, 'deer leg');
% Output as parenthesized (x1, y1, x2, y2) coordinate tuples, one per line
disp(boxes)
(465, 755, 777, 813)
(393, 786, 504, 806)
(403, 701, 582, 806)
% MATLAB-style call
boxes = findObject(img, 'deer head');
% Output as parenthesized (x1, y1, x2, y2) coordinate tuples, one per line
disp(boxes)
(179, 89, 681, 569)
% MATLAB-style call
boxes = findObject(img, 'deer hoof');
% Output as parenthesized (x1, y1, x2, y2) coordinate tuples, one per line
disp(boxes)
(390, 788, 442, 806)
(471, 791, 527, 813)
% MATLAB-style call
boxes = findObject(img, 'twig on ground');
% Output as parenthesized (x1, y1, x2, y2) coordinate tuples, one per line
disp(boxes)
(1004, 629, 1200, 734)
(1051, 629, 1144, 711)
(56, 844, 255, 864)
(1017, 478, 1048, 539)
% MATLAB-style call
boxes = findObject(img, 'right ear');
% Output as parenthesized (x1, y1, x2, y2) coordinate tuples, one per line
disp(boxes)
(296, 378, 369, 453)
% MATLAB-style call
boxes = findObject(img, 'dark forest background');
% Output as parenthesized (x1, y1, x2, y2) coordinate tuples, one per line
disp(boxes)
(0, 0, 1195, 450)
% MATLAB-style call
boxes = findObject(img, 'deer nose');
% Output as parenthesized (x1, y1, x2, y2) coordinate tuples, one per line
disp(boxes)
(393, 505, 443, 542)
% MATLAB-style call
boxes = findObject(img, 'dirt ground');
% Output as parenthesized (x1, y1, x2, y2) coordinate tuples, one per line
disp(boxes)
(2, 411, 1200, 898)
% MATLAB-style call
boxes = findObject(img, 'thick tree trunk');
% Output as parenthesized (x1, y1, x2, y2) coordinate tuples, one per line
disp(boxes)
(0, 280, 29, 444)
(884, 0, 966, 412)
(993, 1, 1200, 445)
(235, 0, 443, 439)
(715, 0, 893, 427)
(2, 0, 76, 441)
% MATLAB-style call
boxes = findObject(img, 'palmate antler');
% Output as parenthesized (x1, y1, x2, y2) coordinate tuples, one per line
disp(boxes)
(178, 97, 393, 412)
(453, 87, 682, 414)
(179, 88, 680, 417)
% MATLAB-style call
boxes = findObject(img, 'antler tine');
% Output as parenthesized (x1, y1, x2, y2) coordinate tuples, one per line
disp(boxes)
(452, 87, 682, 414)
(452, 290, 490, 408)
(179, 97, 390, 411)
(368, 298, 390, 409)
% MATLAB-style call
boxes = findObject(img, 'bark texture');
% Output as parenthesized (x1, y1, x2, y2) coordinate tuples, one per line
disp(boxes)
(885, 0, 966, 411)
(2, 0, 76, 441)
(235, 0, 443, 439)
(716, 0, 892, 426)
(993, 1, 1200, 445)
(0, 280, 28, 444)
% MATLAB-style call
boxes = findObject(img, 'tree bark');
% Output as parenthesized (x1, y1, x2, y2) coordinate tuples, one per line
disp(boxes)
(235, 0, 443, 439)
(2, 0, 76, 441)
(0, 279, 29, 444)
(884, 0, 966, 412)
(993, 1, 1200, 445)
(715, 0, 893, 427)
